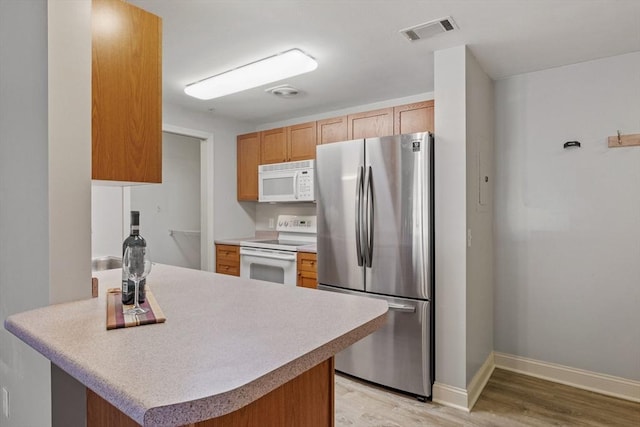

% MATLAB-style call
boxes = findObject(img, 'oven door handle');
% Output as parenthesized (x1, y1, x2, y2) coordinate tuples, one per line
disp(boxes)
(240, 250, 297, 261)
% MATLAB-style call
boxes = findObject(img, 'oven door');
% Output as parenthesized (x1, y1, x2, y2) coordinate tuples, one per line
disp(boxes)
(240, 247, 297, 285)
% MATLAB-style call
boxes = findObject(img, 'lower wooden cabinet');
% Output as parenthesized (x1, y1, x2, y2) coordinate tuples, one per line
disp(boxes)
(215, 244, 240, 276)
(297, 252, 317, 289)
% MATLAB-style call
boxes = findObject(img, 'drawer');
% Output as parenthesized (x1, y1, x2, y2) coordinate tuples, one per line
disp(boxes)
(297, 252, 317, 288)
(216, 262, 239, 276)
(216, 244, 239, 263)
(297, 252, 317, 272)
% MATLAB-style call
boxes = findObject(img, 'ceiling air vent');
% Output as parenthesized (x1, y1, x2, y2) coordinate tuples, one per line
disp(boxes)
(266, 84, 300, 98)
(400, 16, 457, 42)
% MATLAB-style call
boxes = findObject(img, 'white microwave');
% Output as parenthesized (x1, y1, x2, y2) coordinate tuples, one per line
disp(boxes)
(258, 160, 315, 202)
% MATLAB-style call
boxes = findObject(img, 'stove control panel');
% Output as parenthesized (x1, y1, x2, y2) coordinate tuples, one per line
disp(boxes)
(276, 214, 316, 233)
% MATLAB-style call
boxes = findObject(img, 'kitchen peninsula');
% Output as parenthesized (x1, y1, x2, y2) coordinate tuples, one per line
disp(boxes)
(5, 264, 387, 426)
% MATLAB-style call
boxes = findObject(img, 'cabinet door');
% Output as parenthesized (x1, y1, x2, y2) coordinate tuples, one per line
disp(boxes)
(394, 100, 434, 135)
(288, 122, 317, 161)
(92, 0, 162, 183)
(317, 116, 348, 145)
(237, 133, 260, 201)
(347, 108, 393, 139)
(260, 128, 288, 164)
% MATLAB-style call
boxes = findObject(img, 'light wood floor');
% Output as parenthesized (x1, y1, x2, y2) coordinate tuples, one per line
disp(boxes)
(335, 368, 640, 426)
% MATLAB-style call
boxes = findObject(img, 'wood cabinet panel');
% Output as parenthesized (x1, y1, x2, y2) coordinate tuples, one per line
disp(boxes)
(87, 358, 335, 427)
(216, 244, 240, 277)
(288, 121, 317, 161)
(260, 128, 288, 165)
(91, 0, 162, 183)
(297, 252, 317, 289)
(394, 100, 434, 135)
(317, 116, 348, 144)
(237, 133, 260, 201)
(347, 108, 393, 139)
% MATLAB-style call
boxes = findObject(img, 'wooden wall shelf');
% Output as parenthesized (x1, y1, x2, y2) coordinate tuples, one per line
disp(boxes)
(608, 133, 640, 148)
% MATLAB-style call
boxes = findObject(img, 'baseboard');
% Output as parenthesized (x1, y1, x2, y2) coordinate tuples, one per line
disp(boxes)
(432, 382, 469, 411)
(494, 352, 640, 403)
(467, 352, 495, 409)
(433, 352, 495, 411)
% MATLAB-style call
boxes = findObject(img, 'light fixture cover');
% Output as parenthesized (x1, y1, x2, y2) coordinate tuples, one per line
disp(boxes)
(184, 48, 317, 100)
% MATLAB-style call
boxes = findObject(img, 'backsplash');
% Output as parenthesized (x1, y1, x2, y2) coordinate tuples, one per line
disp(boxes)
(255, 202, 317, 230)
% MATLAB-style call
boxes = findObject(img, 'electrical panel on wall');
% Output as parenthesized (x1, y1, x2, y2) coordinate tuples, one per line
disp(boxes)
(478, 148, 491, 212)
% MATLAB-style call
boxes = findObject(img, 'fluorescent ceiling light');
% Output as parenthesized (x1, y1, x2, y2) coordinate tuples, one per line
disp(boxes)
(184, 48, 318, 100)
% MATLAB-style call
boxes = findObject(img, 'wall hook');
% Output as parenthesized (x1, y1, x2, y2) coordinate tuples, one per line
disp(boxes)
(617, 130, 622, 145)
(563, 141, 581, 149)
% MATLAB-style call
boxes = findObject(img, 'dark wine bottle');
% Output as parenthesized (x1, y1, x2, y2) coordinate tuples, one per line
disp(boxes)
(122, 211, 146, 305)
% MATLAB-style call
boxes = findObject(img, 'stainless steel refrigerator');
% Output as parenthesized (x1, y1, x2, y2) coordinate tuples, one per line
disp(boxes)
(316, 132, 434, 399)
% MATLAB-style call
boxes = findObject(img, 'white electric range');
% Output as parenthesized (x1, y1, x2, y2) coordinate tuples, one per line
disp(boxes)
(239, 215, 316, 285)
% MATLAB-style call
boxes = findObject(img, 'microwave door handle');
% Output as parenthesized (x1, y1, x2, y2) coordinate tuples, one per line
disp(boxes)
(293, 171, 299, 200)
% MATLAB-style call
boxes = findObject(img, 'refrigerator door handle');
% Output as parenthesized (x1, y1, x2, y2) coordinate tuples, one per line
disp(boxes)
(387, 302, 416, 313)
(355, 166, 364, 267)
(364, 166, 374, 268)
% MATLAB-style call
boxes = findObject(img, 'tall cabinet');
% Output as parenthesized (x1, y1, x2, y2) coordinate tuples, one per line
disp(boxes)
(91, 0, 163, 183)
(237, 132, 261, 201)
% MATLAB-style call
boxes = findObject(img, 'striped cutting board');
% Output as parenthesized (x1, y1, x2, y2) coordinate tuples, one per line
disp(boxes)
(106, 287, 166, 330)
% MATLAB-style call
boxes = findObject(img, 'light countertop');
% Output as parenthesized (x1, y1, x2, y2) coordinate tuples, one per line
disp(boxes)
(5, 264, 386, 426)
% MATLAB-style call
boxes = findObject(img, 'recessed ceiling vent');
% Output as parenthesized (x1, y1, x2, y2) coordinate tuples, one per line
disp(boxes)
(266, 85, 300, 98)
(400, 16, 457, 42)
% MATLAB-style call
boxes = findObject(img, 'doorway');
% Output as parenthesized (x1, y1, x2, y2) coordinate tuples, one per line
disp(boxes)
(130, 132, 202, 269)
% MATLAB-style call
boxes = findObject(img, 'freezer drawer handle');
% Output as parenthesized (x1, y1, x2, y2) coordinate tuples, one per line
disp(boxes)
(387, 303, 416, 313)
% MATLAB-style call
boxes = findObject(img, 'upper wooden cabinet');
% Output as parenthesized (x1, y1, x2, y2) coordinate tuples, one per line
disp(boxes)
(91, 0, 163, 183)
(237, 132, 260, 201)
(317, 116, 348, 144)
(347, 108, 393, 139)
(236, 100, 434, 200)
(394, 100, 434, 135)
(260, 128, 287, 164)
(288, 122, 317, 161)
(260, 122, 317, 165)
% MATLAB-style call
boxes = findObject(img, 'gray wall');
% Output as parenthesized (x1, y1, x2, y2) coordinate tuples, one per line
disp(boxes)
(0, 1, 52, 426)
(494, 51, 640, 380)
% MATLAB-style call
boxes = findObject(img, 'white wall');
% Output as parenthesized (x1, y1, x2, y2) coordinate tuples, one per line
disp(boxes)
(432, 46, 495, 406)
(494, 52, 640, 381)
(0, 2, 52, 426)
(1, 1, 92, 426)
(92, 186, 125, 257)
(131, 133, 202, 269)
(433, 46, 469, 391)
(465, 49, 495, 384)
(48, 0, 92, 305)
(162, 104, 257, 242)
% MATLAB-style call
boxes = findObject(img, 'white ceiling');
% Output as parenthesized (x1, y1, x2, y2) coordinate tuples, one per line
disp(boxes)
(129, 0, 640, 126)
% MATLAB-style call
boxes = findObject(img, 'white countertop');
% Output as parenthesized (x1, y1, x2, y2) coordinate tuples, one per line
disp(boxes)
(5, 264, 386, 426)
